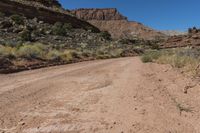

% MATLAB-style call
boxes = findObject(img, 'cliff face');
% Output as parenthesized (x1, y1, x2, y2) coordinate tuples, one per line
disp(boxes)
(71, 8, 127, 20)
(0, 0, 99, 32)
(71, 8, 167, 40)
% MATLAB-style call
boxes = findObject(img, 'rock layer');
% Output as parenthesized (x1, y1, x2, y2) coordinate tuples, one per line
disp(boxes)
(71, 8, 127, 20)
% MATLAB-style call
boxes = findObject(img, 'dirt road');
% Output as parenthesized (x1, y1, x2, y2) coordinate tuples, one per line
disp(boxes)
(0, 57, 200, 133)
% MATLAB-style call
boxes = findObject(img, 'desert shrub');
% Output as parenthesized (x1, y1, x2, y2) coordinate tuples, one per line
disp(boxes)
(151, 43, 160, 49)
(0, 20, 13, 29)
(95, 48, 110, 59)
(141, 54, 153, 63)
(100, 31, 111, 40)
(46, 49, 62, 61)
(52, 22, 66, 36)
(0, 45, 16, 58)
(71, 51, 81, 59)
(63, 23, 73, 30)
(157, 54, 198, 68)
(20, 30, 32, 41)
(110, 49, 123, 58)
(17, 44, 46, 59)
(119, 39, 137, 44)
(10, 14, 24, 25)
(86, 25, 100, 33)
(81, 50, 92, 58)
(61, 50, 73, 61)
(96, 54, 110, 59)
(141, 48, 200, 76)
(31, 29, 41, 38)
(141, 50, 161, 63)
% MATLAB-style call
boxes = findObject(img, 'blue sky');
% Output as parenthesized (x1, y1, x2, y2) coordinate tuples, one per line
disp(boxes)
(59, 0, 200, 31)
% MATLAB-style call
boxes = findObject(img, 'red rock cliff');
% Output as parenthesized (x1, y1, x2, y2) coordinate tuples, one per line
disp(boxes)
(71, 8, 166, 40)
(71, 8, 127, 20)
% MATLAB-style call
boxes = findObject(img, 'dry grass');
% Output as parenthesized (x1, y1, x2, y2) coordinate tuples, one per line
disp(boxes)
(141, 48, 200, 77)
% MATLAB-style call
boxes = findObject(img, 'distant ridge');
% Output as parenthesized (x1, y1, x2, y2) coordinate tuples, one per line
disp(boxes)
(161, 30, 187, 36)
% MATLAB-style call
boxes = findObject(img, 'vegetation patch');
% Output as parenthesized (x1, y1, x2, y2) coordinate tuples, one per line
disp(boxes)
(100, 31, 111, 40)
(141, 50, 161, 63)
(17, 43, 47, 59)
(141, 48, 200, 77)
(10, 14, 24, 25)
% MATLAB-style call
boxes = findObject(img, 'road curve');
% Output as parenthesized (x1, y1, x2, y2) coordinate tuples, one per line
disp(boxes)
(0, 57, 200, 133)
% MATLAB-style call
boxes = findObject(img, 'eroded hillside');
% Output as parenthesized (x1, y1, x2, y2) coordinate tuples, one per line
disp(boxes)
(71, 8, 167, 40)
(161, 27, 200, 48)
(0, 0, 98, 31)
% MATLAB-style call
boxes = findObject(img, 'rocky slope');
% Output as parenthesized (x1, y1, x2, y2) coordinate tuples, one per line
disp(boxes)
(0, 0, 98, 31)
(13, 0, 62, 8)
(71, 8, 167, 40)
(160, 27, 200, 48)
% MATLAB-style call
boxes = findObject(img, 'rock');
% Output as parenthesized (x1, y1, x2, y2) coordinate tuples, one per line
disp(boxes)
(192, 35, 200, 39)
(71, 8, 127, 20)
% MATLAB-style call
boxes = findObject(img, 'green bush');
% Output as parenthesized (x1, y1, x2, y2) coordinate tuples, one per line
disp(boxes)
(52, 22, 66, 36)
(100, 31, 111, 40)
(20, 30, 32, 41)
(71, 51, 81, 59)
(10, 14, 24, 25)
(141, 54, 153, 63)
(141, 50, 161, 63)
(46, 50, 62, 61)
(151, 43, 160, 50)
(86, 26, 100, 33)
(63, 23, 73, 30)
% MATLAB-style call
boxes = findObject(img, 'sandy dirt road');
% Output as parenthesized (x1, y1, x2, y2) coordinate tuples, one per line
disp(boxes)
(0, 57, 200, 133)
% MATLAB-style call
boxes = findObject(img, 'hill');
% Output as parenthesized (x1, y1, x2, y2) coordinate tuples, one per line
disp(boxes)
(160, 27, 200, 48)
(0, 0, 151, 73)
(71, 8, 167, 40)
